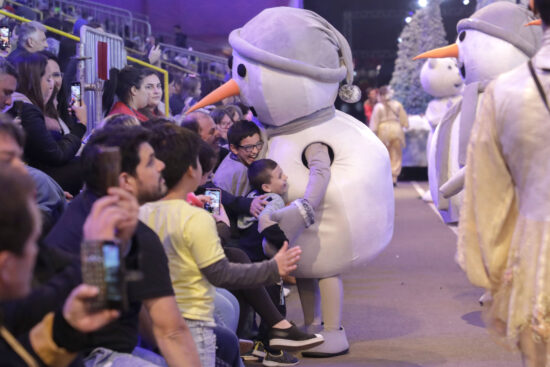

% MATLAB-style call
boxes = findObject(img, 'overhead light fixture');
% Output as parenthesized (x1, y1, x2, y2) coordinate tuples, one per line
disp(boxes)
(463, 0, 470, 4)
(418, 0, 428, 7)
(405, 16, 412, 23)
(398, 37, 403, 43)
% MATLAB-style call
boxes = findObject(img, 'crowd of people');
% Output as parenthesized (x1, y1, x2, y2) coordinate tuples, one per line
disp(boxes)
(0, 12, 331, 367)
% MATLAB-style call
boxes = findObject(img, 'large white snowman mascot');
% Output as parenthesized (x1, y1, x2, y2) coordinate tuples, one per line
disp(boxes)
(189, 7, 394, 356)
(419, 58, 463, 203)
(414, 2, 541, 223)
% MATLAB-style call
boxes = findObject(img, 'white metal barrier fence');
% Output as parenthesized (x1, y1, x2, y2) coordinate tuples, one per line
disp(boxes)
(79, 25, 127, 131)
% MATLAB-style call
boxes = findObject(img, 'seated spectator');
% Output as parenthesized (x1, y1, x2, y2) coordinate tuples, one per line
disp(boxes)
(195, 141, 267, 237)
(103, 66, 151, 122)
(239, 159, 289, 262)
(8, 53, 86, 195)
(138, 71, 166, 120)
(210, 106, 233, 147)
(224, 104, 243, 123)
(194, 141, 316, 362)
(99, 113, 140, 129)
(0, 164, 120, 366)
(45, 126, 201, 366)
(0, 57, 17, 112)
(181, 110, 226, 170)
(41, 52, 87, 137)
(213, 120, 264, 197)
(7, 21, 47, 64)
(0, 119, 66, 235)
(140, 123, 321, 366)
(169, 75, 200, 116)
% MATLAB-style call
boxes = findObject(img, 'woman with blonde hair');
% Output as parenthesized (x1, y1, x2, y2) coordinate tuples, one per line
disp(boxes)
(370, 86, 409, 185)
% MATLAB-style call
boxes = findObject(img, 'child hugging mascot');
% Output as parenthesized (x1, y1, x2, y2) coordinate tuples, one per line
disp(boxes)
(189, 7, 394, 357)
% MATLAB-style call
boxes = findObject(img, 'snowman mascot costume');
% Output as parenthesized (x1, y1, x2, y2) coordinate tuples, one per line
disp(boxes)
(414, 2, 541, 223)
(419, 58, 463, 203)
(188, 7, 394, 357)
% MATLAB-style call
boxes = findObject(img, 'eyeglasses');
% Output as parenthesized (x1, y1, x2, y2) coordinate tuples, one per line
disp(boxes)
(238, 140, 264, 153)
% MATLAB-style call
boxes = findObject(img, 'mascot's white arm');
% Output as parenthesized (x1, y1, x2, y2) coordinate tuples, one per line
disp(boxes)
(440, 166, 466, 199)
(270, 142, 331, 243)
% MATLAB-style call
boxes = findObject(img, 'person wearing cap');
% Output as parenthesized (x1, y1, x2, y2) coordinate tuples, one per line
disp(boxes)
(414, 1, 542, 223)
(187, 7, 394, 357)
(457, 0, 550, 365)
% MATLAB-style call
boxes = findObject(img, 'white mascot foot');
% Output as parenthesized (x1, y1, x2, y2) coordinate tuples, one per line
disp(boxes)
(421, 189, 433, 202)
(301, 327, 349, 358)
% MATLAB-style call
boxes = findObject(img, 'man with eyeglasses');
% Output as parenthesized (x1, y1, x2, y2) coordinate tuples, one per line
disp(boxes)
(213, 119, 264, 198)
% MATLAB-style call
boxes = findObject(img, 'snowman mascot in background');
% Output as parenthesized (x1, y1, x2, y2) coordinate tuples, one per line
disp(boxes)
(188, 7, 394, 357)
(414, 1, 541, 223)
(419, 58, 463, 203)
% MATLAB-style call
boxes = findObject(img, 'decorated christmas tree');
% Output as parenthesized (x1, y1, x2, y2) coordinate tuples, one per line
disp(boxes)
(476, 0, 529, 11)
(390, 0, 447, 114)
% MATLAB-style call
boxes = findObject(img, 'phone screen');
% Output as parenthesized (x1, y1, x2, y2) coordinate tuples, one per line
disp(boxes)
(0, 27, 9, 51)
(103, 243, 122, 305)
(205, 189, 221, 215)
(70, 83, 81, 107)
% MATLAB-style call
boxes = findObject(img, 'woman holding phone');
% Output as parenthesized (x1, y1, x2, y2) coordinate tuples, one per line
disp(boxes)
(9, 52, 86, 194)
(40, 51, 87, 142)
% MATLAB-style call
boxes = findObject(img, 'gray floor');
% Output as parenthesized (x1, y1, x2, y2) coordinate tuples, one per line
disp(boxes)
(275, 182, 521, 366)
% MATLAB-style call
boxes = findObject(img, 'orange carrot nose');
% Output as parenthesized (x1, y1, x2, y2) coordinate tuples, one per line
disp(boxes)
(186, 79, 241, 114)
(413, 44, 459, 61)
(525, 19, 542, 26)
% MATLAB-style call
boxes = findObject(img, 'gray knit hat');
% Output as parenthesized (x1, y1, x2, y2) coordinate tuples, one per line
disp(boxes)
(229, 7, 354, 86)
(457, 1, 541, 57)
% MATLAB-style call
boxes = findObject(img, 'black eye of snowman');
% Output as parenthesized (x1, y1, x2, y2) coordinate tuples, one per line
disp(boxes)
(448, 65, 452, 70)
(228, 56, 233, 69)
(237, 64, 247, 78)
(459, 31, 466, 42)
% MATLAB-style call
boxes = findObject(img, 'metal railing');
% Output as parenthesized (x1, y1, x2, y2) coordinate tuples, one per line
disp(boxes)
(160, 43, 228, 82)
(5, 0, 43, 20)
(0, 9, 170, 118)
(16, 0, 152, 41)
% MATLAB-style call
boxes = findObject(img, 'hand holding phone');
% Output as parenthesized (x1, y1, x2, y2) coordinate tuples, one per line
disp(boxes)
(70, 81, 82, 107)
(82, 196, 129, 311)
(81, 239, 125, 311)
(204, 188, 221, 215)
(0, 27, 10, 51)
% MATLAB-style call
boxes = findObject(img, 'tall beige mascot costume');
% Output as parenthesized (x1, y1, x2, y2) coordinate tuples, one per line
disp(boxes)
(414, 2, 541, 223)
(189, 7, 394, 357)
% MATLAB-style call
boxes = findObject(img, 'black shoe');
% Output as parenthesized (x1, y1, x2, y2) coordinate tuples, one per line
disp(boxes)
(268, 324, 324, 351)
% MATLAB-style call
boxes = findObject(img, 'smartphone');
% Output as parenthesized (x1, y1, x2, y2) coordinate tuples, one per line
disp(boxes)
(95, 146, 120, 196)
(0, 27, 9, 51)
(70, 81, 81, 107)
(102, 243, 124, 308)
(81, 240, 124, 311)
(204, 188, 221, 215)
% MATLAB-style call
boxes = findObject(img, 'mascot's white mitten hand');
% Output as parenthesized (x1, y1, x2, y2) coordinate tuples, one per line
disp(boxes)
(270, 143, 331, 244)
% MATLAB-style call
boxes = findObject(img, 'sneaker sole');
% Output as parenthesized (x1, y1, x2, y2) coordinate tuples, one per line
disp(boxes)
(269, 335, 324, 351)
(241, 355, 262, 362)
(301, 348, 349, 358)
(252, 349, 267, 358)
(262, 358, 299, 367)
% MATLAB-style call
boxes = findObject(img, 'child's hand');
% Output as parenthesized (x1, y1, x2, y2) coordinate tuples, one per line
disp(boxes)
(250, 194, 268, 218)
(196, 194, 212, 206)
(213, 204, 230, 227)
